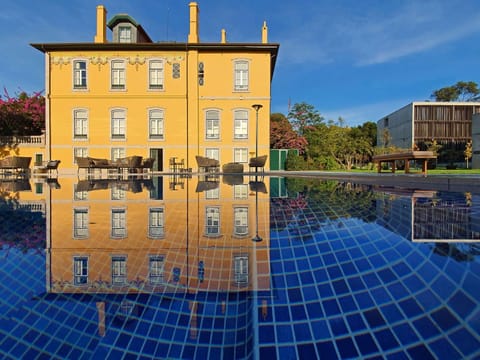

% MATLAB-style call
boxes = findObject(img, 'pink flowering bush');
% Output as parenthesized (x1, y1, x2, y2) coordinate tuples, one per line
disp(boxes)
(0, 88, 45, 135)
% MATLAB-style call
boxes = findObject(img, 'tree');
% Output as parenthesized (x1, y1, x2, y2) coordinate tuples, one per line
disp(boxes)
(464, 140, 472, 169)
(0, 89, 45, 136)
(287, 102, 324, 135)
(270, 112, 308, 154)
(431, 81, 479, 101)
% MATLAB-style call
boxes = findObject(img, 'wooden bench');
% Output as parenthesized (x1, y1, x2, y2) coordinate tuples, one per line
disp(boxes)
(372, 151, 436, 175)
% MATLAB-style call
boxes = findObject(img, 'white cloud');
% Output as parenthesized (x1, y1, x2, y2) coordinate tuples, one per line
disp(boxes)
(276, 0, 480, 67)
(322, 98, 413, 126)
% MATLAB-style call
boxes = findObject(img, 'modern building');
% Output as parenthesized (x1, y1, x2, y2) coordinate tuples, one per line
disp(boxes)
(31, 3, 279, 174)
(377, 102, 480, 167)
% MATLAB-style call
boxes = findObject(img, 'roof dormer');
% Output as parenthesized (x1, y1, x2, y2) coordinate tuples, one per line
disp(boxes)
(107, 14, 152, 43)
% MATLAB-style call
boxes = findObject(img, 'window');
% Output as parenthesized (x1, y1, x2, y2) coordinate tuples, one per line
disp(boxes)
(149, 255, 165, 285)
(149, 109, 164, 139)
(234, 61, 249, 91)
(149, 208, 165, 238)
(234, 255, 248, 286)
(111, 60, 126, 89)
(111, 187, 126, 200)
(112, 256, 127, 285)
(35, 182, 43, 195)
(74, 147, 88, 162)
(234, 207, 249, 236)
(149, 60, 164, 89)
(234, 148, 248, 163)
(73, 60, 87, 89)
(73, 256, 88, 285)
(234, 110, 248, 139)
(111, 208, 126, 238)
(205, 110, 220, 139)
(73, 109, 88, 139)
(119, 26, 132, 43)
(111, 109, 126, 139)
(111, 147, 126, 162)
(205, 148, 219, 161)
(74, 186, 88, 201)
(234, 184, 248, 200)
(73, 208, 89, 239)
(205, 207, 220, 236)
(205, 187, 219, 200)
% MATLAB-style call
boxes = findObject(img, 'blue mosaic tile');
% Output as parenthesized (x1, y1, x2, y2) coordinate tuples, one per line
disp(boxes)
(1, 177, 479, 359)
(406, 344, 436, 360)
(336, 336, 359, 358)
(355, 333, 379, 356)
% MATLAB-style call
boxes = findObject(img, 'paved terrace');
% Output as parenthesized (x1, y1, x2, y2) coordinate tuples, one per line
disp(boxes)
(271, 171, 480, 193)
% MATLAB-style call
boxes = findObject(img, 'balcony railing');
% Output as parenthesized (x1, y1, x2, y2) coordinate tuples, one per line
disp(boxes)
(0, 134, 46, 146)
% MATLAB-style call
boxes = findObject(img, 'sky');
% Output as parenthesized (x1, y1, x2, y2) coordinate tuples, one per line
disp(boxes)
(1, 0, 480, 126)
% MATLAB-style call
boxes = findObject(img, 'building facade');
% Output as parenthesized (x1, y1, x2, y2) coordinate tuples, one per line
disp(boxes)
(377, 102, 480, 167)
(31, 3, 279, 174)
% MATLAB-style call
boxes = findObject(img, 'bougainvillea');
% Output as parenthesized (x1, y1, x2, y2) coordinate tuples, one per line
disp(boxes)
(0, 88, 45, 135)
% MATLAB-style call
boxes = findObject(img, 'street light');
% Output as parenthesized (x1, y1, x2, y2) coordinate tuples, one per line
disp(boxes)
(251, 104, 263, 163)
(251, 104, 263, 242)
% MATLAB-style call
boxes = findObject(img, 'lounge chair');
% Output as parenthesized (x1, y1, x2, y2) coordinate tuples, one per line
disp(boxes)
(0, 156, 31, 175)
(139, 158, 155, 172)
(195, 155, 220, 173)
(248, 155, 268, 172)
(222, 162, 243, 174)
(36, 160, 61, 176)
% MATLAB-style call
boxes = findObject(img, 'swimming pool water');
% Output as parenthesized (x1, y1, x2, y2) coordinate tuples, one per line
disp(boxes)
(0, 175, 479, 359)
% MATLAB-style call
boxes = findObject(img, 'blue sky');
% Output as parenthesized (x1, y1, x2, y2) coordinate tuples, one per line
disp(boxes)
(2, 0, 480, 126)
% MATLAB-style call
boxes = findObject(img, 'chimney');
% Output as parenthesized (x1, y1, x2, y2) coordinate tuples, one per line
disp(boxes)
(94, 5, 107, 43)
(188, 2, 199, 43)
(221, 29, 227, 43)
(262, 21, 268, 43)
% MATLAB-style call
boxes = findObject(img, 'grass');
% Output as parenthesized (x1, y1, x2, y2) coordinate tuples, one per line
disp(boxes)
(349, 167, 480, 175)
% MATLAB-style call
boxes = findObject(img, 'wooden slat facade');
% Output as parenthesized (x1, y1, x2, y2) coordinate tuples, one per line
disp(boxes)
(414, 104, 480, 141)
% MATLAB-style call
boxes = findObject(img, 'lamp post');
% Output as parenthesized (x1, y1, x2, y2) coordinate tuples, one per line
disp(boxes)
(251, 104, 263, 164)
(251, 104, 263, 242)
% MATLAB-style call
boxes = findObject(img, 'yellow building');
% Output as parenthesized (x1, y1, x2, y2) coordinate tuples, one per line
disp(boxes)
(31, 3, 279, 175)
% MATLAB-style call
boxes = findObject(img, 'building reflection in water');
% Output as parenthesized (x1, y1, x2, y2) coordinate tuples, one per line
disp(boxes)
(45, 174, 270, 350)
(375, 186, 480, 242)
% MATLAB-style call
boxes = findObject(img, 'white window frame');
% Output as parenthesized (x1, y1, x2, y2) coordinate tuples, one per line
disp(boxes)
(119, 26, 132, 43)
(205, 110, 220, 140)
(74, 147, 88, 163)
(205, 187, 219, 200)
(205, 207, 220, 237)
(73, 60, 87, 89)
(73, 208, 89, 239)
(73, 256, 88, 285)
(149, 207, 165, 238)
(149, 255, 165, 285)
(111, 147, 126, 162)
(234, 148, 248, 163)
(234, 60, 249, 91)
(234, 255, 248, 286)
(234, 207, 249, 237)
(234, 110, 248, 139)
(205, 148, 219, 161)
(112, 256, 127, 285)
(73, 109, 88, 139)
(111, 60, 126, 90)
(234, 184, 248, 200)
(111, 208, 127, 238)
(111, 187, 126, 200)
(111, 109, 126, 140)
(148, 60, 164, 90)
(149, 108, 164, 139)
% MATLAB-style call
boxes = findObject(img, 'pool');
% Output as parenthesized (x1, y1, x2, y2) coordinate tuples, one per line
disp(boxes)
(0, 175, 479, 359)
